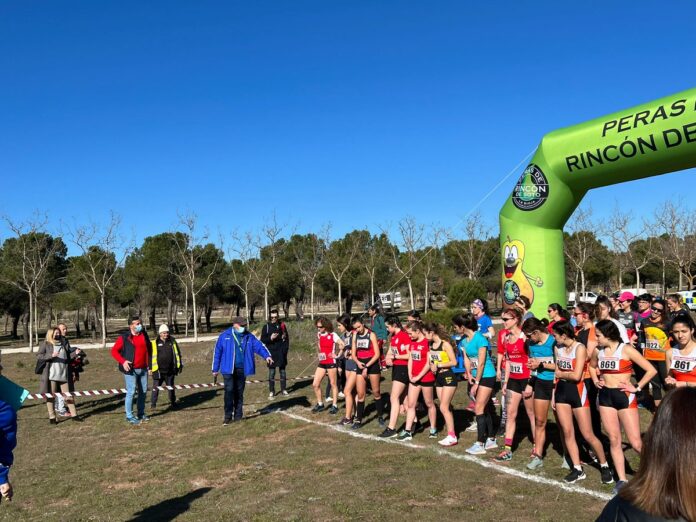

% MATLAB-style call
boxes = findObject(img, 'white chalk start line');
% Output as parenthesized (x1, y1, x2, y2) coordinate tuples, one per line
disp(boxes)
(277, 410, 613, 502)
(24, 375, 315, 400)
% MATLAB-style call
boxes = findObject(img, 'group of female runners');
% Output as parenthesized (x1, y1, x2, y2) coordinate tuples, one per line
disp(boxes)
(309, 294, 696, 493)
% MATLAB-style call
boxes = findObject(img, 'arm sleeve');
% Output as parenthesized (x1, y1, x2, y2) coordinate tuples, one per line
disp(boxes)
(111, 336, 126, 364)
(212, 337, 223, 373)
(252, 336, 271, 359)
(260, 325, 272, 345)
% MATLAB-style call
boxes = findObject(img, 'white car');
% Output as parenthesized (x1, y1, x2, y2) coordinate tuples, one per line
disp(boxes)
(677, 291, 696, 311)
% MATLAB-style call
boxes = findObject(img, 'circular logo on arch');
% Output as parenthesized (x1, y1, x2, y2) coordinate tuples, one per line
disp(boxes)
(512, 164, 549, 211)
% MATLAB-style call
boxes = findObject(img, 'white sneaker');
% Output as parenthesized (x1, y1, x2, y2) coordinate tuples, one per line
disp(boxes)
(465, 442, 486, 455)
(281, 390, 289, 396)
(338, 391, 345, 399)
(438, 435, 458, 447)
(268, 392, 274, 399)
(325, 396, 332, 403)
(465, 420, 477, 432)
(484, 438, 498, 450)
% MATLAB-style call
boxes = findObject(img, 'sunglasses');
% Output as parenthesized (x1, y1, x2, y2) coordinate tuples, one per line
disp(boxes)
(651, 306, 664, 312)
(501, 317, 515, 322)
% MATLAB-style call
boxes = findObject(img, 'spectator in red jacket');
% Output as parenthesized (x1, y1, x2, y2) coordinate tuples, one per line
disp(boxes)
(111, 316, 152, 425)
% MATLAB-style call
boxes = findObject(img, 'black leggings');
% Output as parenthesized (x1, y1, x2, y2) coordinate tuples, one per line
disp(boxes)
(269, 367, 287, 393)
(325, 358, 346, 397)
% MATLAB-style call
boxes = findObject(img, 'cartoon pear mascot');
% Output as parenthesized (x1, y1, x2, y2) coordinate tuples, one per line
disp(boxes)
(502, 236, 543, 306)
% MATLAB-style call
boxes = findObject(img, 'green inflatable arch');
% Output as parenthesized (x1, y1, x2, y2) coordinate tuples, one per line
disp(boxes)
(499, 87, 696, 317)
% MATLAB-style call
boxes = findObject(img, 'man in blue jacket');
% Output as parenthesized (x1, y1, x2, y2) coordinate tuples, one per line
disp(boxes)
(212, 317, 273, 425)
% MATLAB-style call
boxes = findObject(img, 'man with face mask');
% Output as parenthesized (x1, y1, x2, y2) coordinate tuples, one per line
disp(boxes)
(111, 316, 152, 425)
(212, 317, 273, 425)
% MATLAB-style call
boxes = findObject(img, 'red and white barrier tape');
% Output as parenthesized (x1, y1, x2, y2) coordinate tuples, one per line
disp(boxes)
(24, 375, 315, 400)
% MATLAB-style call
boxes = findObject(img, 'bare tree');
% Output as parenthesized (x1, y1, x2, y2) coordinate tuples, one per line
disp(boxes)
(0, 215, 61, 351)
(67, 213, 131, 348)
(564, 206, 596, 295)
(654, 199, 696, 290)
(421, 227, 444, 313)
(359, 232, 391, 307)
(229, 232, 257, 323)
(324, 228, 360, 315)
(607, 206, 654, 290)
(291, 230, 326, 321)
(446, 210, 496, 280)
(388, 216, 425, 310)
(250, 215, 285, 321)
(173, 213, 221, 341)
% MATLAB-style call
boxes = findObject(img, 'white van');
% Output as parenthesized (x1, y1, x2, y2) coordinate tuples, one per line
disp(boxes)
(378, 292, 402, 311)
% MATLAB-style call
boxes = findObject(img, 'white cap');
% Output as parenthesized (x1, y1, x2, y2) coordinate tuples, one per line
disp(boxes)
(158, 324, 170, 334)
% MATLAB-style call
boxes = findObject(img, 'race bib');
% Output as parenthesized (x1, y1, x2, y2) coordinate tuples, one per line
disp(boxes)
(537, 358, 554, 365)
(557, 358, 573, 371)
(430, 352, 442, 364)
(671, 357, 696, 373)
(470, 359, 478, 369)
(646, 340, 661, 351)
(508, 362, 523, 374)
(391, 347, 399, 356)
(411, 351, 422, 362)
(356, 339, 370, 349)
(318, 353, 327, 361)
(599, 358, 619, 372)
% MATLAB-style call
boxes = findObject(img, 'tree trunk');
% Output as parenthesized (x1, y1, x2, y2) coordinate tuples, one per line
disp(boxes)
(345, 290, 354, 316)
(679, 265, 684, 291)
(75, 307, 81, 337)
(11, 314, 19, 339)
(407, 278, 415, 310)
(283, 300, 290, 319)
(205, 297, 212, 333)
(184, 285, 189, 337)
(173, 304, 180, 334)
(337, 279, 343, 315)
(310, 278, 316, 321)
(250, 304, 256, 323)
(580, 269, 586, 295)
(149, 306, 156, 333)
(235, 302, 241, 316)
(192, 291, 198, 342)
(244, 288, 249, 323)
(370, 274, 375, 306)
(264, 285, 269, 322)
(21, 313, 28, 342)
(424, 277, 430, 313)
(662, 259, 666, 295)
(100, 292, 107, 348)
(635, 269, 641, 291)
(167, 298, 174, 328)
(28, 290, 34, 352)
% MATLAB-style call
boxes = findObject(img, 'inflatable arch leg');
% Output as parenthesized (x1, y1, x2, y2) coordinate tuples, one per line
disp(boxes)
(499, 87, 696, 317)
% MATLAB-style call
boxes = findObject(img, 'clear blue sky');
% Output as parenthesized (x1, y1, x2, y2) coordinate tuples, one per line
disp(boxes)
(1, 1, 695, 252)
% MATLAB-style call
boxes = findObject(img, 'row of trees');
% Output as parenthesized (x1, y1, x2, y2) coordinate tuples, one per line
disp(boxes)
(2, 200, 696, 351)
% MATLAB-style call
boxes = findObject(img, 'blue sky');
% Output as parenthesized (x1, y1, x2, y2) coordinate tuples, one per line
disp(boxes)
(1, 1, 695, 253)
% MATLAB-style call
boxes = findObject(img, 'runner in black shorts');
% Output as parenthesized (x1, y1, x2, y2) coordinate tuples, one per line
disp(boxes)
(424, 322, 458, 447)
(351, 317, 384, 429)
(379, 316, 411, 438)
(336, 314, 357, 425)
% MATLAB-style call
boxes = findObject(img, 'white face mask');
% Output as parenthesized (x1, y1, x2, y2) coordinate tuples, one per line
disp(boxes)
(234, 326, 245, 334)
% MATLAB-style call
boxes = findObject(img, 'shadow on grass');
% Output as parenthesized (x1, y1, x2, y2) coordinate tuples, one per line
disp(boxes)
(127, 487, 212, 522)
(256, 395, 311, 415)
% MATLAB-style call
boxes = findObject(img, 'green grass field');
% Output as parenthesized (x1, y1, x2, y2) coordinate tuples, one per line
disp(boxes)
(0, 335, 648, 521)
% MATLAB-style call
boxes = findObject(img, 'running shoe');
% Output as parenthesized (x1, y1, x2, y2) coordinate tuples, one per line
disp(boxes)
(222, 417, 232, 426)
(377, 416, 387, 427)
(564, 467, 587, 483)
(339, 417, 352, 426)
(138, 415, 151, 422)
(600, 466, 615, 485)
(325, 396, 332, 403)
(127, 417, 141, 426)
(438, 435, 458, 447)
(527, 455, 544, 470)
(328, 405, 339, 415)
(338, 391, 345, 399)
(428, 428, 438, 439)
(268, 392, 275, 399)
(351, 421, 362, 430)
(484, 438, 498, 450)
(379, 427, 398, 438)
(465, 442, 486, 455)
(396, 430, 413, 441)
(613, 480, 627, 495)
(281, 390, 289, 396)
(465, 420, 477, 432)
(57, 410, 70, 417)
(494, 450, 512, 462)
(311, 404, 325, 413)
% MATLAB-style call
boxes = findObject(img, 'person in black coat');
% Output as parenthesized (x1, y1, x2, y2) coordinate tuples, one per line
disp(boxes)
(261, 309, 289, 398)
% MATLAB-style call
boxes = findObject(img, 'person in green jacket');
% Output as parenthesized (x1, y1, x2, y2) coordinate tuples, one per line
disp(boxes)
(368, 305, 388, 369)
